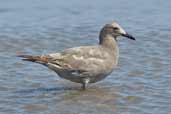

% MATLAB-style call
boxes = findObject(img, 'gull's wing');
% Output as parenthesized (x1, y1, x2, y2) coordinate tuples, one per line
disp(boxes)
(48, 46, 111, 75)
(18, 46, 113, 77)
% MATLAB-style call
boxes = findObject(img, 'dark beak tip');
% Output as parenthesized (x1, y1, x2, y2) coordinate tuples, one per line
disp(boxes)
(131, 37, 136, 40)
(122, 33, 136, 40)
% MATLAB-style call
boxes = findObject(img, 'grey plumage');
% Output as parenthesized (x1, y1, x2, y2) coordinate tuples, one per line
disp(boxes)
(18, 22, 135, 90)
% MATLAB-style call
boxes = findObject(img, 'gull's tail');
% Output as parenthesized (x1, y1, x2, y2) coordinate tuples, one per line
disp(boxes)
(18, 54, 53, 65)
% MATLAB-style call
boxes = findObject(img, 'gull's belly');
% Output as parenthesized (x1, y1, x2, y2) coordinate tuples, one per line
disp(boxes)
(55, 65, 115, 84)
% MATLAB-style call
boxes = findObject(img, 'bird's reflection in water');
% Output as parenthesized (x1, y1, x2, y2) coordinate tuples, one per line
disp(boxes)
(15, 83, 119, 101)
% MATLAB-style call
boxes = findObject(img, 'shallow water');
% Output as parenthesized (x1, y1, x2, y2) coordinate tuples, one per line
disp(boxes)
(0, 0, 171, 114)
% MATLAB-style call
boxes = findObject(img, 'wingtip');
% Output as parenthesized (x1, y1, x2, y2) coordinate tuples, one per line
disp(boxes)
(17, 54, 37, 62)
(17, 54, 52, 64)
(17, 55, 32, 58)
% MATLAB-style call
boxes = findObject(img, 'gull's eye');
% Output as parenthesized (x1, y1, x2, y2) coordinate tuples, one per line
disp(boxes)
(113, 27, 119, 30)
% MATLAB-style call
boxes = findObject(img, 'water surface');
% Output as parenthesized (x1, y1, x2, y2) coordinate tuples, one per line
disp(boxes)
(0, 0, 171, 114)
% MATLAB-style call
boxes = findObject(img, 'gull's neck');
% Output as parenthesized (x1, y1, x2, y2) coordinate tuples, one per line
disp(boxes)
(99, 34, 118, 50)
(99, 34, 119, 66)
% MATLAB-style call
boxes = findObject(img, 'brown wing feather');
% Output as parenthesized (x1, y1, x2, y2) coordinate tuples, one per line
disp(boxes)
(18, 55, 54, 64)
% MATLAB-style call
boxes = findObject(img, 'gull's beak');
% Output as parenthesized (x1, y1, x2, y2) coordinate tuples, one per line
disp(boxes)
(121, 33, 136, 40)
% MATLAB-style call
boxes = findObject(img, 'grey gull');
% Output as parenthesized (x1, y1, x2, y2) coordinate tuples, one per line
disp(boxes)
(18, 21, 135, 90)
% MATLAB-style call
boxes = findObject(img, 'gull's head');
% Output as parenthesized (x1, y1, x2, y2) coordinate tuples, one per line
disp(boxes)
(100, 22, 135, 40)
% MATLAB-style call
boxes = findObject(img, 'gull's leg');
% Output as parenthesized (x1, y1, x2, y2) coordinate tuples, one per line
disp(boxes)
(82, 83, 86, 90)
(81, 78, 90, 90)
